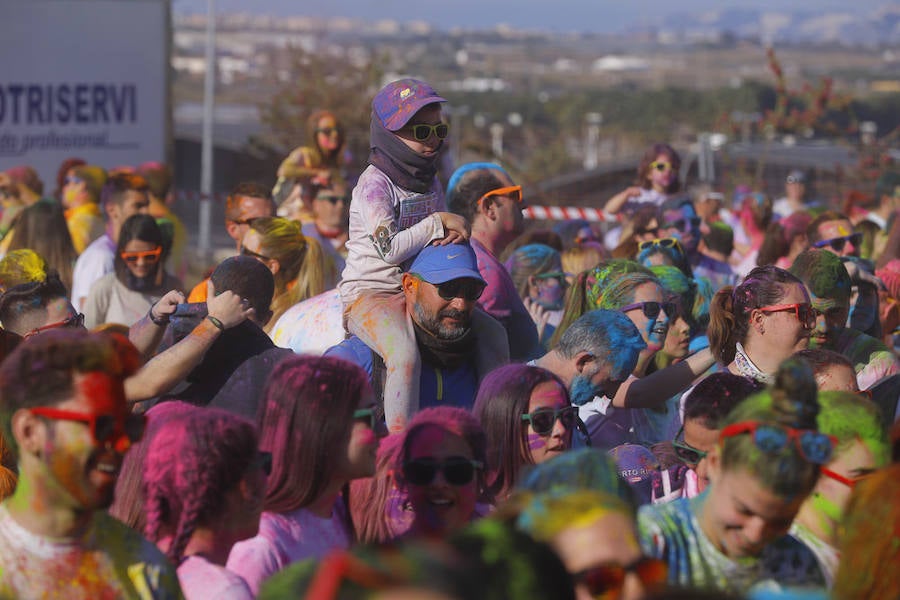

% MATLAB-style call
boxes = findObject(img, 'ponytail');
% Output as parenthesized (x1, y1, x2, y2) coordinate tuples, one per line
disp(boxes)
(708, 286, 740, 364)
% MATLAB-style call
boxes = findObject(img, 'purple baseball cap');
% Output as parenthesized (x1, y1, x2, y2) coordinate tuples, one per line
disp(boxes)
(372, 78, 447, 131)
(407, 243, 485, 286)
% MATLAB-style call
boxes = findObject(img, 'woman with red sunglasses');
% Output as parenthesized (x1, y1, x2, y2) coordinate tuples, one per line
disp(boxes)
(708, 265, 813, 385)
(638, 358, 829, 594)
(789, 390, 888, 587)
(83, 214, 182, 329)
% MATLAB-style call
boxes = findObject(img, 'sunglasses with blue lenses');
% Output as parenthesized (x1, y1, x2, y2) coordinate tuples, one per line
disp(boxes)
(719, 420, 836, 464)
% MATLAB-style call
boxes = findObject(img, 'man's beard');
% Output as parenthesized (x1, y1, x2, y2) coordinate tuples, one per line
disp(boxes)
(413, 302, 470, 341)
(569, 372, 600, 407)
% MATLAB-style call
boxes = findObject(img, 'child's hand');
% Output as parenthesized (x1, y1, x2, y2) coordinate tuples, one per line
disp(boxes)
(434, 212, 471, 245)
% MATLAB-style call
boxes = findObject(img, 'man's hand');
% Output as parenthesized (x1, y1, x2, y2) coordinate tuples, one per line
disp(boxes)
(434, 212, 471, 245)
(206, 281, 256, 329)
(150, 290, 185, 323)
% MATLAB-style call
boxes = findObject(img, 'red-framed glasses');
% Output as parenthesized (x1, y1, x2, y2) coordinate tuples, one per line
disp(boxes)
(821, 467, 869, 488)
(29, 407, 145, 453)
(756, 303, 816, 330)
(24, 312, 85, 339)
(120, 247, 162, 264)
(574, 556, 668, 598)
(477, 185, 522, 207)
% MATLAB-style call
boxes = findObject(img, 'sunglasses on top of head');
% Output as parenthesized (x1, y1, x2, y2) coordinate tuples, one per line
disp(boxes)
(620, 301, 676, 320)
(813, 232, 862, 253)
(402, 456, 483, 486)
(408, 123, 449, 142)
(120, 247, 162, 264)
(433, 278, 486, 302)
(719, 420, 836, 464)
(477, 185, 523, 207)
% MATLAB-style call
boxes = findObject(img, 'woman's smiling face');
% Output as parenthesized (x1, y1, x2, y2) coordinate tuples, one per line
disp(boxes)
(121, 239, 160, 280)
(623, 282, 670, 355)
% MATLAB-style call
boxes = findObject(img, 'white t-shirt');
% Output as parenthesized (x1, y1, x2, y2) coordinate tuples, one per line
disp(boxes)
(71, 233, 116, 312)
(83, 272, 183, 329)
(226, 499, 352, 596)
(338, 165, 444, 304)
(0, 504, 182, 599)
(178, 555, 252, 600)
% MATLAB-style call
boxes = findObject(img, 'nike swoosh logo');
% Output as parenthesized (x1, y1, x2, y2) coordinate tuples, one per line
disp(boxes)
(447, 252, 462, 259)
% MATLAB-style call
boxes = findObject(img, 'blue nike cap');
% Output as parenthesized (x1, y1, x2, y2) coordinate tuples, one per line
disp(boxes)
(407, 243, 485, 286)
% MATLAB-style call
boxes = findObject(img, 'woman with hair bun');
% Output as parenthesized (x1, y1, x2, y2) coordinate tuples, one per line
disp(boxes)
(638, 358, 829, 593)
(707, 265, 813, 385)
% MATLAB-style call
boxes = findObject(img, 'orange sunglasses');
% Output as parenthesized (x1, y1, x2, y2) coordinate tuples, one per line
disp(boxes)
(120, 247, 162, 264)
(477, 185, 523, 207)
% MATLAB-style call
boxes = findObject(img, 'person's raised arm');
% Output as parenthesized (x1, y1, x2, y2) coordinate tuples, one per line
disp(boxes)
(124, 281, 254, 402)
(611, 347, 715, 409)
(128, 289, 184, 359)
(604, 186, 643, 216)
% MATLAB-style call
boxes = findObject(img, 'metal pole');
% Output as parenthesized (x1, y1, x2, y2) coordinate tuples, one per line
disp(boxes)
(198, 0, 216, 255)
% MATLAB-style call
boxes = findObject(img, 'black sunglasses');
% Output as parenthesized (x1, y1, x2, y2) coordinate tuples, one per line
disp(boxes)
(662, 217, 701, 232)
(813, 232, 862, 253)
(620, 301, 675, 320)
(241, 246, 273, 263)
(672, 425, 708, 465)
(316, 127, 340, 136)
(434, 278, 486, 302)
(402, 456, 483, 486)
(409, 123, 449, 142)
(521, 406, 578, 436)
(316, 193, 350, 205)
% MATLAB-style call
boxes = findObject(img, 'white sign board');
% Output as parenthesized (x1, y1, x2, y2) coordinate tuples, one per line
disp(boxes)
(0, 0, 169, 186)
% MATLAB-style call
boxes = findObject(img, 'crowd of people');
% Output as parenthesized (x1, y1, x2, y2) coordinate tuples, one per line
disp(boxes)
(0, 76, 899, 599)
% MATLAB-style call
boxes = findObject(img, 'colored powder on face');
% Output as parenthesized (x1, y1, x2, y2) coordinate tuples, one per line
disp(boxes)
(526, 433, 547, 451)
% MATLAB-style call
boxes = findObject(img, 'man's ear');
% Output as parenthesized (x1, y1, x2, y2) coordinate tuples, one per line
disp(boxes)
(574, 351, 594, 374)
(401, 273, 419, 297)
(12, 409, 44, 457)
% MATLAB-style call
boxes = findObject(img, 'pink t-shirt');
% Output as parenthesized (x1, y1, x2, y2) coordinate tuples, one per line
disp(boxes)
(225, 499, 352, 596)
(177, 555, 251, 600)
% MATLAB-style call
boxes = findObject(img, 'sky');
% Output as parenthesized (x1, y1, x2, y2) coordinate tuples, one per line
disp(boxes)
(174, 0, 891, 33)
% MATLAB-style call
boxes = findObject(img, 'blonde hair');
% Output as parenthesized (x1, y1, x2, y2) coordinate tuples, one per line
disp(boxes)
(249, 217, 337, 332)
(561, 243, 605, 277)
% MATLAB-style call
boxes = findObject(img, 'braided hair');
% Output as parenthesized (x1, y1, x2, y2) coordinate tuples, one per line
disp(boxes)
(142, 408, 258, 564)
